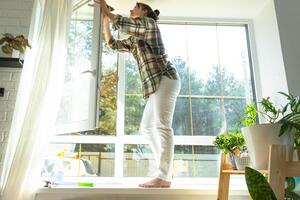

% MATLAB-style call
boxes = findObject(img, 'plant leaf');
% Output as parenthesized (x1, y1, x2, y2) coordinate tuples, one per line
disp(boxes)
(278, 91, 293, 102)
(1, 45, 13, 55)
(245, 167, 277, 200)
(282, 104, 288, 114)
(285, 177, 296, 190)
(285, 189, 300, 200)
(0, 38, 5, 45)
(279, 122, 289, 136)
(3, 33, 14, 39)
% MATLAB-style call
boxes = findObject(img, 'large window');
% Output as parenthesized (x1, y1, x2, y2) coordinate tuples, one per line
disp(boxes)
(43, 3, 255, 182)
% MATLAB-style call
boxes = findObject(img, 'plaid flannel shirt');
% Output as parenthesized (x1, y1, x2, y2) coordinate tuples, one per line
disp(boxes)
(108, 14, 178, 99)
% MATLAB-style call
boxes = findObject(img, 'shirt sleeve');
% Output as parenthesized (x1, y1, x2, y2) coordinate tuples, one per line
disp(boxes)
(107, 36, 133, 52)
(112, 14, 147, 38)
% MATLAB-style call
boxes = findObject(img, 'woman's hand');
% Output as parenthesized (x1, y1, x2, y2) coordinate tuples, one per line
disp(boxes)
(94, 0, 107, 8)
(94, 0, 115, 21)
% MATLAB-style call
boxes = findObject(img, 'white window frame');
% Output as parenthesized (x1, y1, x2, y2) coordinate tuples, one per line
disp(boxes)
(52, 3, 101, 134)
(50, 17, 257, 185)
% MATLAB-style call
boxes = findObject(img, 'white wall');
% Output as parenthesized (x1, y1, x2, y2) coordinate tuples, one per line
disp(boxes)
(0, 67, 21, 178)
(252, 0, 289, 106)
(0, 0, 34, 180)
(273, 0, 300, 96)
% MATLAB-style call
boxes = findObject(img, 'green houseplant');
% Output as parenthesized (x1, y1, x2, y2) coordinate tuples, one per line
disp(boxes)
(242, 92, 300, 136)
(213, 132, 245, 155)
(0, 33, 31, 57)
(213, 132, 248, 169)
(241, 92, 299, 169)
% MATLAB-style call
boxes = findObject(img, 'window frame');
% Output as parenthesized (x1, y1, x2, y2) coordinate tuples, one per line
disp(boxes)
(49, 17, 258, 184)
(52, 4, 102, 134)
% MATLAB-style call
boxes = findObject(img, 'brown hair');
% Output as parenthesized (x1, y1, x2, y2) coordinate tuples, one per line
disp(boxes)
(136, 2, 160, 21)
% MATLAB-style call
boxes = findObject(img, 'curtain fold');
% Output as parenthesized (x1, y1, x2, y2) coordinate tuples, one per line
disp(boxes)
(0, 0, 72, 199)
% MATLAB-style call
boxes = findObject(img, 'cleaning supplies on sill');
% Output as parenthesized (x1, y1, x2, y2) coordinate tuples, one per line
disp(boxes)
(44, 181, 94, 188)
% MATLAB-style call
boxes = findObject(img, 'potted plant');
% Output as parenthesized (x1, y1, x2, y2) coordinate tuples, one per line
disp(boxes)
(241, 92, 299, 169)
(213, 132, 250, 169)
(0, 33, 31, 58)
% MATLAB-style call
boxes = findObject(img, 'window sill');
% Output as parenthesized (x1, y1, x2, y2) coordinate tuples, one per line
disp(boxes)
(36, 178, 250, 200)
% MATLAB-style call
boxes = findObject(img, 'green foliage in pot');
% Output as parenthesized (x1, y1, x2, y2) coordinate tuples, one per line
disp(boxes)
(0, 33, 31, 56)
(213, 132, 245, 154)
(242, 103, 257, 126)
(278, 92, 300, 137)
(242, 92, 300, 137)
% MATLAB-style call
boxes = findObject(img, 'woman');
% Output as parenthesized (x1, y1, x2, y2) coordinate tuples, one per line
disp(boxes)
(95, 0, 181, 188)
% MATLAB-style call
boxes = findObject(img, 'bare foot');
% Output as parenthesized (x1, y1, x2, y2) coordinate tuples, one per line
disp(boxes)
(139, 178, 171, 188)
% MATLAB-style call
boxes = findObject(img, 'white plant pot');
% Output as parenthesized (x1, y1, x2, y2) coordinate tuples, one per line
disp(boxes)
(11, 50, 20, 58)
(241, 123, 294, 170)
(0, 49, 20, 58)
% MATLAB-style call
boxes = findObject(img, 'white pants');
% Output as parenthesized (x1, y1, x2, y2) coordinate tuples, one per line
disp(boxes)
(139, 75, 181, 181)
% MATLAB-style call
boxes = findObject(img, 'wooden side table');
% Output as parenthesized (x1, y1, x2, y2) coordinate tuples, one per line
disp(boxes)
(217, 145, 300, 200)
(217, 153, 267, 200)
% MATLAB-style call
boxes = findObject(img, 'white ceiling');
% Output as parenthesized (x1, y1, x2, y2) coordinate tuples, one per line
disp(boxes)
(105, 0, 271, 19)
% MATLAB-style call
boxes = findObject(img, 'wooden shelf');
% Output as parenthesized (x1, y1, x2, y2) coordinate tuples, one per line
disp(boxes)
(222, 169, 268, 174)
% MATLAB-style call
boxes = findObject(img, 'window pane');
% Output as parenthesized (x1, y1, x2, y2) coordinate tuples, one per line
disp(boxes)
(224, 99, 247, 132)
(42, 143, 115, 177)
(168, 24, 254, 137)
(192, 98, 223, 136)
(174, 145, 218, 178)
(217, 26, 253, 97)
(85, 26, 119, 136)
(97, 54, 118, 135)
(55, 3, 97, 133)
(125, 56, 144, 135)
(125, 56, 142, 94)
(187, 25, 219, 96)
(159, 24, 189, 96)
(124, 95, 144, 135)
(173, 97, 192, 136)
(97, 27, 119, 136)
(123, 144, 153, 177)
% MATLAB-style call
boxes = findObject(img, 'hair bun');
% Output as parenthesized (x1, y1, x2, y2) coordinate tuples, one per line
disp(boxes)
(154, 9, 160, 17)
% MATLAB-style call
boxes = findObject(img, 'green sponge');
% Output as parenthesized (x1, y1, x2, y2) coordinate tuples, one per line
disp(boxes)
(78, 182, 94, 187)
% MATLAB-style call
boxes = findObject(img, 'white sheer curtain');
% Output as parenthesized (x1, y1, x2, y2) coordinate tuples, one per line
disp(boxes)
(0, 0, 72, 199)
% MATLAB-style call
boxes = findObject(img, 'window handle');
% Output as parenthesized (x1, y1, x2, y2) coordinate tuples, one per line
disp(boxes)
(81, 69, 96, 76)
